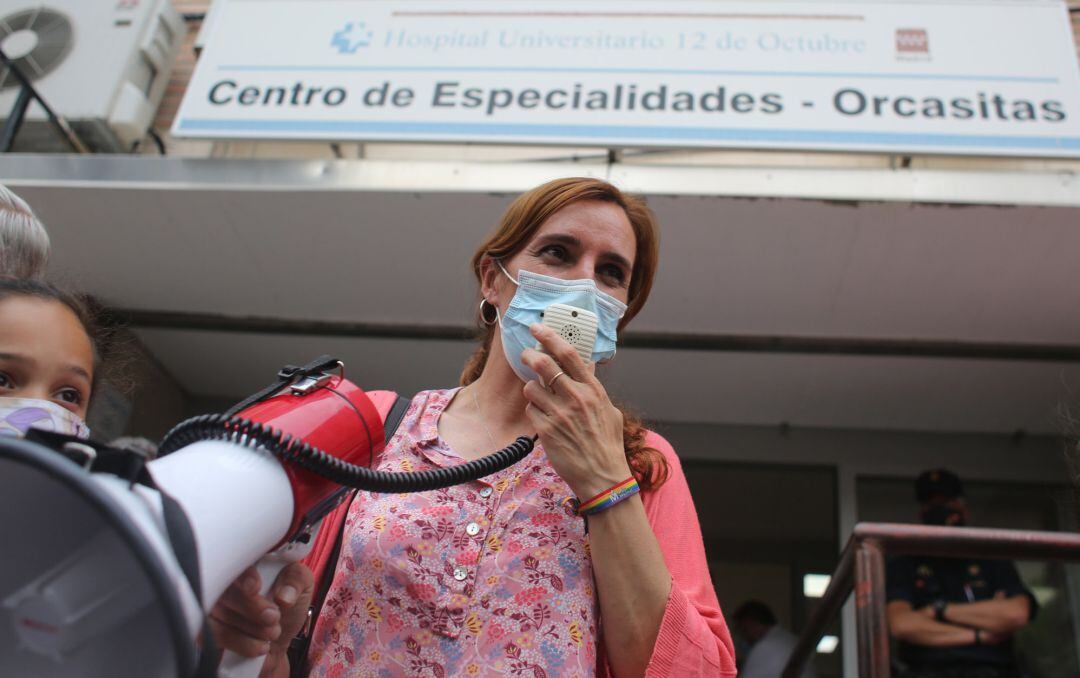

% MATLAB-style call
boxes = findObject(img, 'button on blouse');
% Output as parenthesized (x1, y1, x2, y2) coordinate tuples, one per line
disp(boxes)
(307, 389, 599, 677)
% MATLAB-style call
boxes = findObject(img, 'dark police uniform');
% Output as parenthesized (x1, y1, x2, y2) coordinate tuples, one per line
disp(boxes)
(886, 555, 1038, 678)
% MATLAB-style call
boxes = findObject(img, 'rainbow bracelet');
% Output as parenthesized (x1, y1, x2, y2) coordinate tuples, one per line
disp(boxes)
(575, 477, 640, 516)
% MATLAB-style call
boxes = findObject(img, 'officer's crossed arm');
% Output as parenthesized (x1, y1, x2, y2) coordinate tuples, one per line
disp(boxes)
(886, 601, 1010, 647)
(917, 592, 1031, 635)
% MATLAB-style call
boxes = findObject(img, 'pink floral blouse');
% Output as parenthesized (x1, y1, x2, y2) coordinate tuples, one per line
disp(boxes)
(306, 388, 735, 678)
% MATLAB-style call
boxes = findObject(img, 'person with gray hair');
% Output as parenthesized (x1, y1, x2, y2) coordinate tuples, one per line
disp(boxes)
(0, 184, 50, 279)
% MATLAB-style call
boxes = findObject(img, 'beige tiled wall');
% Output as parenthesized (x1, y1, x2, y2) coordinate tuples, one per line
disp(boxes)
(152, 1, 208, 133)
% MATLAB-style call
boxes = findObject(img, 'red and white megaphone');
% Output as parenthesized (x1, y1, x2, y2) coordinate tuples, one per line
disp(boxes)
(0, 356, 534, 678)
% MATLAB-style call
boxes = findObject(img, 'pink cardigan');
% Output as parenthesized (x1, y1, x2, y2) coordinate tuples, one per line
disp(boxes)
(598, 431, 737, 677)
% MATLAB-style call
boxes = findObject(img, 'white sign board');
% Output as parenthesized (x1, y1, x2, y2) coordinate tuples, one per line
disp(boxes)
(174, 0, 1080, 157)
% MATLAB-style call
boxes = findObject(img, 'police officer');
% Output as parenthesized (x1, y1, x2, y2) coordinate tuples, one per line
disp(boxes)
(886, 469, 1037, 678)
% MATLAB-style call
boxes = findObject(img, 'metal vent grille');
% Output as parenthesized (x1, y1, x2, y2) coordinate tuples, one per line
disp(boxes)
(0, 7, 73, 90)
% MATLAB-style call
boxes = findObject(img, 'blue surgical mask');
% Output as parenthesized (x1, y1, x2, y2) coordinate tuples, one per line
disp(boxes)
(496, 261, 627, 383)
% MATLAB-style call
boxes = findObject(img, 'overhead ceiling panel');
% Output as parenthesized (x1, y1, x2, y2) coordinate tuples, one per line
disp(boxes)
(135, 328, 1080, 435)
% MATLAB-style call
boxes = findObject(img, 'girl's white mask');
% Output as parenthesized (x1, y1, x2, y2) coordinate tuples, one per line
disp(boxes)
(0, 396, 90, 440)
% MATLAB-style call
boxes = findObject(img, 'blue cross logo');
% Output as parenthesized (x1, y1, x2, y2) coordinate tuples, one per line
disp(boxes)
(331, 21, 373, 54)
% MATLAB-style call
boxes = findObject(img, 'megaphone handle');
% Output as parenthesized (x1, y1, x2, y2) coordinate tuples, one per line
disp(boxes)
(218, 538, 314, 678)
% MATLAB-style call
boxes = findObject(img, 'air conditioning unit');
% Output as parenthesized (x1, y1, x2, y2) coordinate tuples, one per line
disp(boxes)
(0, 0, 185, 152)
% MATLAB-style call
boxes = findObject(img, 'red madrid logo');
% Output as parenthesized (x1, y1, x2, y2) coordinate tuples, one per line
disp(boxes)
(896, 28, 930, 55)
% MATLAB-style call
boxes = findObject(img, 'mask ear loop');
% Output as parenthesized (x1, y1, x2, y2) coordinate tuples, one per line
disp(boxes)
(495, 259, 520, 286)
(597, 345, 616, 365)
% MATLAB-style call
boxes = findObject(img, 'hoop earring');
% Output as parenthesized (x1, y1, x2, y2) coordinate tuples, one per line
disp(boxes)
(479, 299, 498, 326)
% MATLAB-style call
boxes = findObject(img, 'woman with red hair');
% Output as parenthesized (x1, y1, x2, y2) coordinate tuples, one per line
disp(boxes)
(213, 178, 735, 678)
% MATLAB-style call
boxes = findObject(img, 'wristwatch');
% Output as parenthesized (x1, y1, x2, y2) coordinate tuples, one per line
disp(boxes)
(933, 598, 948, 622)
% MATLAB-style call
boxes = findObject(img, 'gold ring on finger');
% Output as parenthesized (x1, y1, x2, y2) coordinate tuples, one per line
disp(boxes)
(546, 370, 567, 390)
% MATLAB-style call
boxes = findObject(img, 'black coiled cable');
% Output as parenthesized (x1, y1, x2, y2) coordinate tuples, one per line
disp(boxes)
(158, 414, 537, 493)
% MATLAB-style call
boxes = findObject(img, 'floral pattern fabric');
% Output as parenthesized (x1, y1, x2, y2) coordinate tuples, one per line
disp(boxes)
(307, 389, 598, 678)
(0, 396, 90, 439)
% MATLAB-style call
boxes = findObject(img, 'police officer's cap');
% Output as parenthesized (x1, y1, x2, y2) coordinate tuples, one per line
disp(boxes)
(915, 468, 964, 503)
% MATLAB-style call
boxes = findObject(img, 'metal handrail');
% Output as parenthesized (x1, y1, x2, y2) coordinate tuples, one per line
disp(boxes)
(782, 522, 1080, 678)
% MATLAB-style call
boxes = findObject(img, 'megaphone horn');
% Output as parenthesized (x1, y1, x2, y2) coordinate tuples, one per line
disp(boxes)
(0, 357, 537, 678)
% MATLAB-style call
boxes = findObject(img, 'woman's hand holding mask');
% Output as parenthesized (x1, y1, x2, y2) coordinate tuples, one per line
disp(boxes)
(520, 323, 631, 500)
